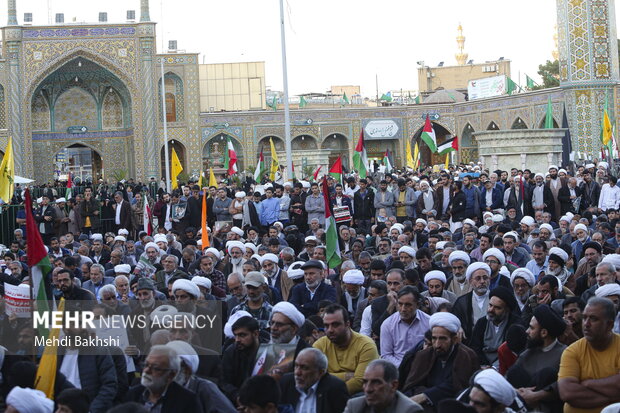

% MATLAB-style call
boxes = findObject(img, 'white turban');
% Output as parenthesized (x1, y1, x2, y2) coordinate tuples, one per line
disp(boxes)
(6, 387, 53, 413)
(259, 253, 279, 265)
(449, 250, 471, 266)
(235, 191, 246, 198)
(114, 264, 131, 274)
(549, 247, 569, 264)
(343, 269, 365, 285)
(463, 218, 475, 227)
(520, 216, 535, 226)
(483, 211, 493, 219)
(560, 215, 572, 224)
(539, 223, 553, 233)
(305, 236, 318, 243)
(473, 369, 517, 407)
(549, 165, 558, 171)
(415, 218, 427, 226)
(287, 261, 305, 280)
(56, 197, 66, 203)
(602, 254, 620, 270)
(424, 270, 447, 285)
(245, 243, 258, 254)
(172, 279, 201, 299)
(118, 228, 129, 236)
(91, 233, 103, 241)
(231, 226, 244, 237)
(503, 231, 520, 243)
(436, 241, 448, 251)
(226, 241, 245, 253)
(391, 226, 403, 234)
(534, 173, 544, 179)
(598, 161, 609, 169)
(167, 340, 199, 374)
(398, 246, 416, 257)
(272, 301, 305, 328)
(483, 248, 506, 266)
(224, 310, 253, 338)
(595, 283, 620, 298)
(205, 247, 221, 260)
(574, 223, 588, 233)
(301, 181, 311, 188)
(511, 268, 535, 287)
(499, 266, 510, 278)
(114, 235, 126, 242)
(492, 214, 504, 223)
(154, 234, 168, 244)
(427, 297, 450, 313)
(149, 305, 178, 323)
(585, 163, 595, 169)
(466, 262, 491, 281)
(429, 312, 461, 334)
(191, 276, 212, 291)
(144, 242, 159, 252)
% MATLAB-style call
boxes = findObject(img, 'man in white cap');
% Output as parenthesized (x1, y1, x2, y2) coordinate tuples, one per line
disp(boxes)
(224, 240, 247, 276)
(447, 250, 472, 297)
(259, 252, 293, 301)
(482, 248, 512, 290)
(5, 386, 54, 413)
(421, 270, 457, 304)
(453, 262, 492, 343)
(570, 223, 591, 262)
(469, 368, 517, 412)
(403, 312, 479, 407)
(228, 226, 245, 241)
(510, 268, 536, 312)
(54, 196, 71, 236)
(342, 269, 366, 317)
(595, 283, 620, 333)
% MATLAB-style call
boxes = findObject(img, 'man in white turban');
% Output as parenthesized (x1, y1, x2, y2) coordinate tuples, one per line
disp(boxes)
(421, 270, 457, 305)
(482, 248, 512, 290)
(342, 269, 366, 316)
(447, 250, 472, 298)
(225, 240, 247, 276)
(402, 312, 479, 407)
(6, 387, 54, 413)
(453, 262, 492, 341)
(471, 368, 517, 411)
(270, 301, 306, 348)
(398, 246, 416, 270)
(510, 268, 536, 312)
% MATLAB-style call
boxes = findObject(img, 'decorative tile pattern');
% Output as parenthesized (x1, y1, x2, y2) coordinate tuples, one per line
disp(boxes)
(23, 26, 136, 39)
(102, 90, 123, 129)
(31, 93, 50, 131)
(54, 87, 97, 131)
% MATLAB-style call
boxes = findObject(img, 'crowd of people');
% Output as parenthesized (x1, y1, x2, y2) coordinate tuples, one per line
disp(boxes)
(1, 161, 620, 413)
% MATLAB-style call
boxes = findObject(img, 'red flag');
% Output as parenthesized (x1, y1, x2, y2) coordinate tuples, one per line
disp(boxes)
(329, 155, 343, 182)
(25, 188, 48, 265)
(66, 173, 72, 189)
(313, 165, 322, 181)
(452, 136, 459, 151)
(144, 199, 153, 236)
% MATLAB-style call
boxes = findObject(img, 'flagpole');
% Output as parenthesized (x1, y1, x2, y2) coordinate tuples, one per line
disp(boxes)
(160, 0, 171, 193)
(279, 0, 293, 181)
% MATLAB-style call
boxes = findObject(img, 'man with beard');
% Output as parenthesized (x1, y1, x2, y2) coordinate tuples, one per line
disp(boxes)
(470, 286, 523, 368)
(415, 247, 442, 279)
(354, 280, 387, 334)
(375, 180, 395, 220)
(503, 176, 529, 219)
(501, 232, 528, 268)
(545, 165, 566, 221)
(545, 247, 572, 287)
(525, 241, 549, 280)
(260, 253, 293, 301)
(223, 240, 246, 277)
(447, 250, 472, 297)
(82, 263, 114, 297)
(398, 246, 416, 270)
(155, 192, 174, 231)
(461, 175, 481, 220)
(453, 262, 492, 345)
(192, 255, 226, 296)
(507, 305, 567, 411)
(394, 179, 416, 223)
(509, 268, 535, 313)
(305, 183, 326, 226)
(558, 177, 582, 216)
(530, 173, 555, 220)
(341, 269, 366, 318)
(290, 260, 337, 317)
(460, 231, 478, 255)
(230, 272, 273, 331)
(127, 278, 164, 354)
(171, 279, 220, 349)
(226, 272, 247, 316)
(482, 248, 512, 290)
(416, 180, 437, 219)
(212, 188, 232, 222)
(352, 178, 375, 236)
(594, 284, 620, 332)
(421, 270, 457, 304)
(57, 268, 95, 310)
(154, 255, 189, 297)
(410, 219, 428, 250)
(372, 238, 391, 260)
(127, 345, 200, 412)
(221, 316, 261, 402)
(562, 297, 585, 344)
(572, 242, 603, 293)
(403, 312, 480, 408)
(470, 232, 493, 263)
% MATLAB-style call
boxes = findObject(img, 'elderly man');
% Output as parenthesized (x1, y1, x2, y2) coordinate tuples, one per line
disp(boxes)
(371, 268, 406, 339)
(126, 345, 201, 412)
(595, 284, 620, 333)
(313, 304, 379, 395)
(344, 359, 423, 413)
(135, 241, 162, 278)
(380, 286, 430, 366)
(260, 253, 293, 301)
(421, 270, 457, 305)
(482, 248, 512, 290)
(468, 368, 518, 413)
(582, 261, 618, 302)
(230, 271, 273, 331)
(510, 268, 535, 313)
(154, 255, 188, 297)
(470, 286, 523, 367)
(194, 255, 226, 293)
(453, 262, 492, 343)
(290, 260, 337, 317)
(127, 278, 165, 354)
(403, 312, 480, 408)
(279, 348, 349, 413)
(558, 297, 620, 412)
(223, 240, 246, 276)
(398, 246, 416, 270)
(341, 269, 366, 317)
(82, 263, 114, 298)
(447, 250, 472, 297)
(226, 272, 247, 315)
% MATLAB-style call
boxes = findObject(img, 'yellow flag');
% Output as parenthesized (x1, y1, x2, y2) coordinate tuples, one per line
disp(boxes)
(269, 137, 279, 181)
(405, 140, 415, 169)
(209, 167, 217, 187)
(413, 142, 420, 169)
(35, 298, 65, 399)
(445, 153, 450, 170)
(0, 137, 15, 202)
(197, 170, 203, 188)
(171, 148, 183, 189)
(603, 110, 613, 146)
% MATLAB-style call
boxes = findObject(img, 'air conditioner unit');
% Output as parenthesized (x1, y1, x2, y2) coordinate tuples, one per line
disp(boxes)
(126, 10, 135, 21)
(55, 13, 64, 23)
(168, 40, 178, 52)
(98, 12, 107, 23)
(24, 12, 32, 24)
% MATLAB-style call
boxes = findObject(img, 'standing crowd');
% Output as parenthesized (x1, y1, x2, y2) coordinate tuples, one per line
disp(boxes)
(1, 161, 620, 413)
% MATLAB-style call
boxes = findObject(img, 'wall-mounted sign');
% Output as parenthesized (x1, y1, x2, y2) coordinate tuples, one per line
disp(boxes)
(421, 113, 440, 121)
(67, 126, 87, 134)
(363, 119, 402, 140)
(213, 122, 230, 129)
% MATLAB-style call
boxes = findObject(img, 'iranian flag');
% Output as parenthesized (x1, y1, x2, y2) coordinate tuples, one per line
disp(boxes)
(143, 197, 153, 236)
(224, 138, 238, 175)
(383, 149, 392, 173)
(321, 177, 342, 269)
(353, 129, 369, 178)
(65, 172, 72, 200)
(329, 155, 343, 184)
(421, 115, 437, 153)
(254, 148, 265, 183)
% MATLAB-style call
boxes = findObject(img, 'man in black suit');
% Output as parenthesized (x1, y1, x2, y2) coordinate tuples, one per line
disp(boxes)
(279, 348, 349, 413)
(352, 179, 375, 236)
(34, 194, 57, 245)
(557, 176, 583, 216)
(112, 191, 133, 232)
(125, 345, 201, 413)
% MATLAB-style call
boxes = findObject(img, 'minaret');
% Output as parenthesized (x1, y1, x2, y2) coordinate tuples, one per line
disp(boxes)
(552, 24, 559, 61)
(7, 0, 17, 25)
(455, 24, 468, 66)
(140, 0, 151, 22)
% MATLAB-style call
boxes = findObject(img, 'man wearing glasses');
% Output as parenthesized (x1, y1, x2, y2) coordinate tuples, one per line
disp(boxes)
(482, 248, 512, 290)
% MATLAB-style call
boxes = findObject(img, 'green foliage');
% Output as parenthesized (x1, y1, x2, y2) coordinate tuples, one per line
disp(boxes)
(302, 165, 314, 180)
(110, 169, 127, 183)
(177, 171, 190, 184)
(531, 60, 559, 90)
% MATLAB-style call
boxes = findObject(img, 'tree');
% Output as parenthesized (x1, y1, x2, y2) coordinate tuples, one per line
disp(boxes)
(531, 60, 559, 90)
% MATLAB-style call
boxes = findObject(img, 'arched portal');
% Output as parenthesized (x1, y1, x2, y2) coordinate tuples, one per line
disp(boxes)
(292, 135, 318, 151)
(511, 118, 528, 129)
(159, 72, 184, 123)
(487, 121, 499, 130)
(411, 122, 453, 167)
(539, 117, 559, 128)
(160, 140, 186, 179)
(257, 136, 285, 168)
(321, 133, 349, 169)
(459, 123, 477, 164)
(202, 134, 244, 173)
(54, 143, 103, 182)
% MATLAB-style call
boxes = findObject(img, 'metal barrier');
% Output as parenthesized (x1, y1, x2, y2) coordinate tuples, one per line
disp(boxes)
(0, 204, 21, 247)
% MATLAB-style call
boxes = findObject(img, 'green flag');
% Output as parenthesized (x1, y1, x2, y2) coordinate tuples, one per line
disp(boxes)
(415, 95, 421, 104)
(506, 77, 517, 95)
(526, 75, 536, 89)
(267, 96, 277, 111)
(380, 92, 393, 102)
(342, 92, 350, 105)
(544, 97, 554, 129)
(299, 96, 307, 108)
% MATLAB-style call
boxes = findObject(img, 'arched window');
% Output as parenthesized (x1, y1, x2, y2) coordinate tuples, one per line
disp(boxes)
(159, 73, 184, 122)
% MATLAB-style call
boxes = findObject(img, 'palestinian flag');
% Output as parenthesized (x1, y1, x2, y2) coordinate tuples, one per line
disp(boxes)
(352, 129, 369, 178)
(421, 115, 437, 153)
(329, 155, 343, 183)
(225, 138, 238, 175)
(254, 148, 265, 183)
(313, 165, 322, 181)
(321, 177, 342, 269)
(437, 136, 458, 155)
(383, 149, 392, 173)
(65, 172, 72, 200)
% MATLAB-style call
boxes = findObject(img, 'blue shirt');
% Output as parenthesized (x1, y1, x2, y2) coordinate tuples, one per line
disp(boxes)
(260, 197, 280, 226)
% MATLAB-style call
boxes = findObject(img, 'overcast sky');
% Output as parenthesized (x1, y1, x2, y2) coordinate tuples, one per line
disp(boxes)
(6, 0, 616, 97)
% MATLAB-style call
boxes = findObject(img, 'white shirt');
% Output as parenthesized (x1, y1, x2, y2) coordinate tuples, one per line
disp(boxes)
(296, 381, 319, 413)
(115, 201, 123, 225)
(164, 204, 172, 230)
(360, 305, 373, 336)
(60, 350, 82, 389)
(598, 183, 620, 211)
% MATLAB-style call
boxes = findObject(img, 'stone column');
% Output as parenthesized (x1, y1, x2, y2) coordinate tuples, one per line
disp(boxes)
(138, 24, 159, 180)
(140, 0, 151, 22)
(5, 27, 23, 175)
(557, 0, 620, 157)
(7, 0, 17, 25)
